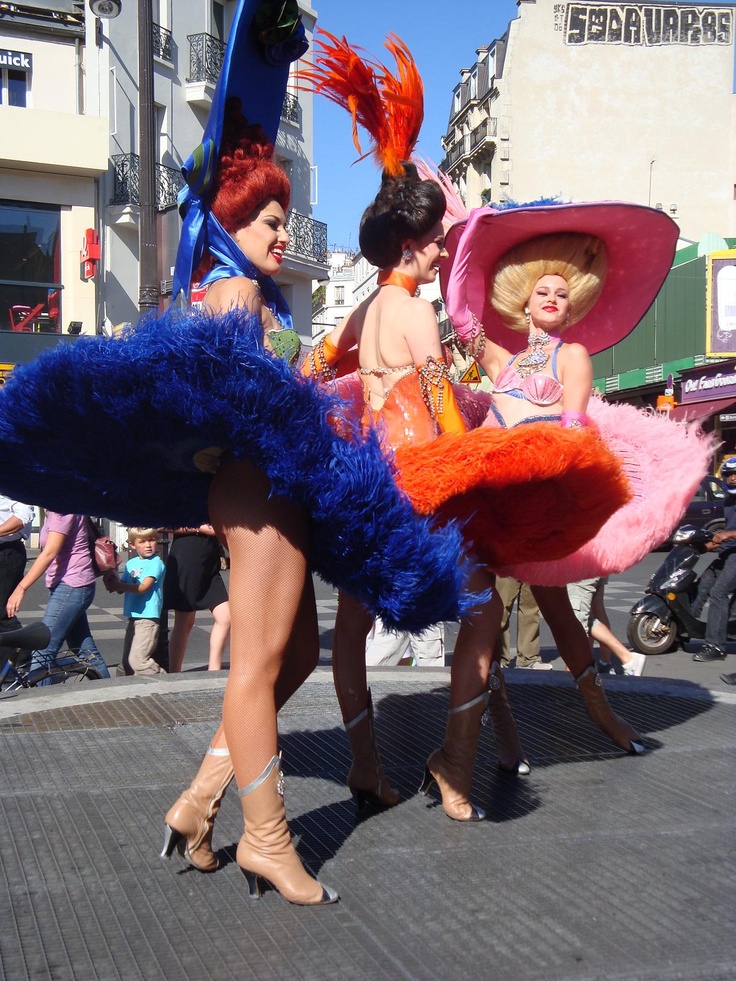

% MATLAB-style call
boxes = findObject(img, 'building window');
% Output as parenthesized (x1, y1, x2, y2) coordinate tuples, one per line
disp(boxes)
(1, 69, 28, 107)
(334, 286, 345, 305)
(0, 201, 62, 334)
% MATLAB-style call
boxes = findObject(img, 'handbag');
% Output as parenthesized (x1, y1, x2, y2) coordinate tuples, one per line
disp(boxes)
(86, 517, 119, 576)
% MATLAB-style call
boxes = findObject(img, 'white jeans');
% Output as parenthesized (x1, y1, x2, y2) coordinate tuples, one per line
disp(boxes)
(365, 618, 445, 667)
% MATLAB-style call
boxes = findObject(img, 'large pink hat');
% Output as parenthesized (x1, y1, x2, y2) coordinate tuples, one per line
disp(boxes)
(440, 202, 679, 355)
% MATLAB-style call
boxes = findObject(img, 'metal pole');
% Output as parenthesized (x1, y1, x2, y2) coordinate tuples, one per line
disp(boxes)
(138, 0, 159, 313)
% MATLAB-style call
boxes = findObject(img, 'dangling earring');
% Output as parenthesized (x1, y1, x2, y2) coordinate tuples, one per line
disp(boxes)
(565, 312, 570, 327)
(524, 308, 531, 326)
(402, 248, 413, 263)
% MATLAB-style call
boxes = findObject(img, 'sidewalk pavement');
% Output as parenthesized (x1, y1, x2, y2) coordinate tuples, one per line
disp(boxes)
(0, 666, 732, 981)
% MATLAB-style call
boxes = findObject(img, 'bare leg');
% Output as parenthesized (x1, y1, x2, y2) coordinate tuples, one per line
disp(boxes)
(207, 600, 231, 671)
(168, 610, 196, 673)
(209, 457, 310, 787)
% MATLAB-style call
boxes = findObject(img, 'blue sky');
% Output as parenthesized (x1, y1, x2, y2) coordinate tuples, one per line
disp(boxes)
(309, 0, 520, 251)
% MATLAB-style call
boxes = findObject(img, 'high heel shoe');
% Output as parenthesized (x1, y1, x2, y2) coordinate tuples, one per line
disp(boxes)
(236, 755, 338, 906)
(344, 689, 400, 816)
(419, 691, 488, 822)
(483, 661, 531, 776)
(575, 665, 645, 754)
(161, 746, 234, 872)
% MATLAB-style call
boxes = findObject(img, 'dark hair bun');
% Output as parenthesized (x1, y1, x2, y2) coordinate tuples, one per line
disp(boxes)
(359, 162, 445, 268)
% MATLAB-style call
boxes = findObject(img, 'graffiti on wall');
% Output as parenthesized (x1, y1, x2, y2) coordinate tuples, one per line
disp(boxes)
(555, 4, 733, 45)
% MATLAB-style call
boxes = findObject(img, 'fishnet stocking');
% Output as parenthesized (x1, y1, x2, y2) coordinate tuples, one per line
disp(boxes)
(208, 457, 317, 788)
(450, 566, 502, 707)
(531, 584, 593, 677)
(332, 589, 374, 724)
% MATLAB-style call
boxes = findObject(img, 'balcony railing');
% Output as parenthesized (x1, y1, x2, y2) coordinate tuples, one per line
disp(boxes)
(286, 211, 327, 264)
(187, 33, 226, 85)
(152, 22, 173, 63)
(111, 155, 186, 212)
(281, 92, 299, 125)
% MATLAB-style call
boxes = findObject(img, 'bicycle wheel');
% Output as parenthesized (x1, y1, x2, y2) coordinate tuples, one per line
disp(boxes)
(49, 657, 105, 684)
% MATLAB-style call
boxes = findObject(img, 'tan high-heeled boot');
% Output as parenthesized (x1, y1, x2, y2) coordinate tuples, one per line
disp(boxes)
(419, 691, 488, 822)
(236, 755, 338, 905)
(485, 662, 531, 776)
(161, 747, 234, 872)
(576, 665, 644, 754)
(344, 689, 400, 815)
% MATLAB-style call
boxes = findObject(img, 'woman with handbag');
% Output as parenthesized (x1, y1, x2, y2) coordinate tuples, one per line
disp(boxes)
(6, 512, 111, 684)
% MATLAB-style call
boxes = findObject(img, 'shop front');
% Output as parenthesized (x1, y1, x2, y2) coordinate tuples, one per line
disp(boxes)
(674, 361, 736, 467)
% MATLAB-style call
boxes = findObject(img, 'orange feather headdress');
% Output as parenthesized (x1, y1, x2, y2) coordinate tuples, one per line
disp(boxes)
(300, 29, 424, 178)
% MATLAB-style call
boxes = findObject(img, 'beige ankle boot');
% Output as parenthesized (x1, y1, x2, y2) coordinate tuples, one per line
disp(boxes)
(161, 747, 234, 872)
(419, 691, 488, 821)
(345, 689, 400, 815)
(576, 665, 644, 754)
(485, 662, 531, 776)
(236, 755, 338, 905)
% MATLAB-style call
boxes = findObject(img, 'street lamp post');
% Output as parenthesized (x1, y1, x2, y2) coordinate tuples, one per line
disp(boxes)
(137, 0, 159, 313)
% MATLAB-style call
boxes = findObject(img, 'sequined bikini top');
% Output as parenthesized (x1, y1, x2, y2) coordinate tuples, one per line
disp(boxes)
(494, 341, 564, 406)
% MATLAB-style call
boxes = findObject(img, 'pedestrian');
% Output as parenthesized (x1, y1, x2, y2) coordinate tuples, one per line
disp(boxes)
(0, 494, 34, 633)
(567, 577, 646, 676)
(162, 525, 230, 672)
(493, 576, 548, 670)
(6, 512, 110, 684)
(365, 618, 445, 667)
(105, 527, 167, 676)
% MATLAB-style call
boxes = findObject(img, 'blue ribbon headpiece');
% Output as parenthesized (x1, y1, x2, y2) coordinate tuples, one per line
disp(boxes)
(172, 0, 308, 303)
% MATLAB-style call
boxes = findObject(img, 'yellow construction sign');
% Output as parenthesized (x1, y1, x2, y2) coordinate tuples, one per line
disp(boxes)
(0, 363, 15, 387)
(458, 361, 482, 385)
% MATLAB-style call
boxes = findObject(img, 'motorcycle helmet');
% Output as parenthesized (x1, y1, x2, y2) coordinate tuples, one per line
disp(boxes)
(720, 457, 736, 494)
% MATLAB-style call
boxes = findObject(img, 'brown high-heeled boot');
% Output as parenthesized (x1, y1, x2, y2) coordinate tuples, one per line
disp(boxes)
(344, 689, 400, 816)
(485, 662, 531, 776)
(236, 755, 338, 905)
(575, 665, 644, 754)
(419, 691, 488, 822)
(161, 746, 234, 872)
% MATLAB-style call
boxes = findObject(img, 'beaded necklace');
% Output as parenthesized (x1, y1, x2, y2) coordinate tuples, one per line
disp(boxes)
(515, 330, 553, 378)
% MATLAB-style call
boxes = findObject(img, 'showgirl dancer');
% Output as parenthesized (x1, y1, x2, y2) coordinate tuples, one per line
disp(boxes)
(0, 3, 482, 905)
(302, 31, 711, 821)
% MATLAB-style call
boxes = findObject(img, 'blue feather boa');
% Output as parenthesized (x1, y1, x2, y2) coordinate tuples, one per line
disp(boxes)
(0, 307, 480, 630)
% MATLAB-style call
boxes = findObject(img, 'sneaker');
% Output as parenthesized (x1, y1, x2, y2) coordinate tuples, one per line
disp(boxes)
(596, 660, 613, 675)
(692, 643, 727, 662)
(720, 672, 736, 685)
(622, 651, 647, 677)
(517, 661, 553, 670)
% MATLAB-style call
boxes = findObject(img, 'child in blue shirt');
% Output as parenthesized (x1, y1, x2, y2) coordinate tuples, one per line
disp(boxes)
(106, 527, 166, 675)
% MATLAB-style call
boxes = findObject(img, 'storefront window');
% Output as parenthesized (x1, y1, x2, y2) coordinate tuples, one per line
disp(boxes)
(0, 200, 61, 334)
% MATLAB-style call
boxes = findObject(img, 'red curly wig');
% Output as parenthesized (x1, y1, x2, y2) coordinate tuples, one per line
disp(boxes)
(209, 97, 290, 233)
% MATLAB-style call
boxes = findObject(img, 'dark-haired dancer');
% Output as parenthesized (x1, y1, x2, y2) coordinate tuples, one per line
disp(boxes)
(302, 33, 635, 823)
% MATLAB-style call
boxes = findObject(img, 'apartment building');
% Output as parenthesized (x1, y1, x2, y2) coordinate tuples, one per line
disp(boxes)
(0, 0, 326, 370)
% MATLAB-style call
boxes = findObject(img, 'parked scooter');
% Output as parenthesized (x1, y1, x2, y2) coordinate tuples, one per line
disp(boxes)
(628, 524, 736, 654)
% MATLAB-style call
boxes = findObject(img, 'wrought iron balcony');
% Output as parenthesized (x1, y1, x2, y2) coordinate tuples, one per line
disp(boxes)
(111, 155, 185, 212)
(286, 211, 327, 264)
(281, 92, 299, 125)
(152, 22, 173, 63)
(187, 33, 226, 85)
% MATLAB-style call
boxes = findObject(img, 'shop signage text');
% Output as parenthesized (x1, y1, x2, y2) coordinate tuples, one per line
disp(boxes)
(682, 363, 736, 402)
(562, 4, 732, 45)
(0, 50, 33, 72)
